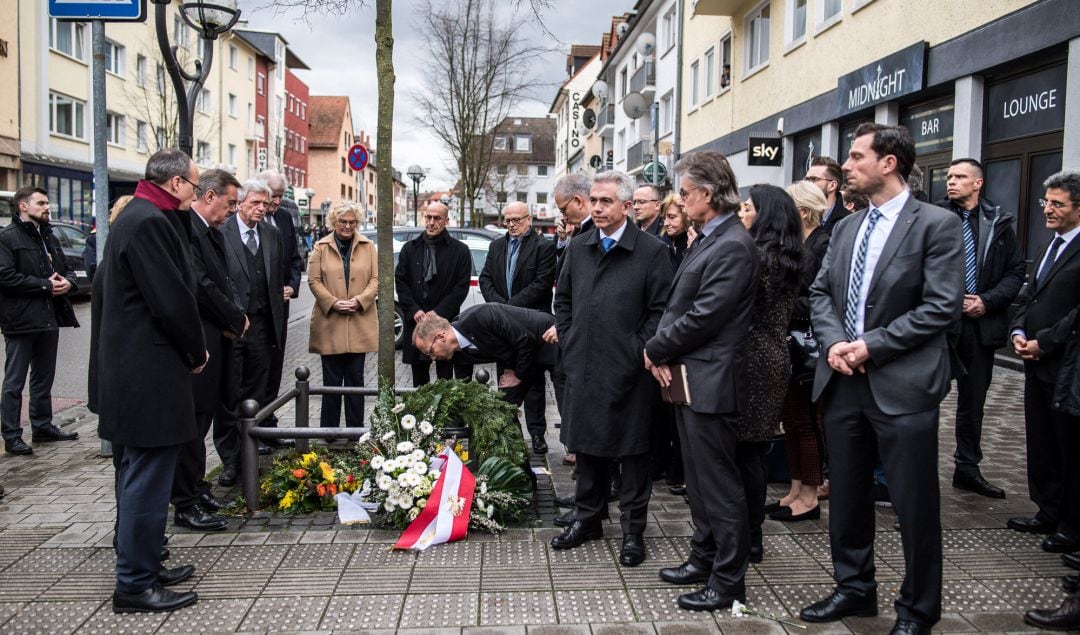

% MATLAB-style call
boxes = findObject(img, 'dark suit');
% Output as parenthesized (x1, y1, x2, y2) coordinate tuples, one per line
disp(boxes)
(90, 181, 206, 594)
(821, 198, 850, 235)
(646, 213, 760, 598)
(555, 221, 672, 535)
(217, 214, 285, 467)
(172, 210, 247, 510)
(1012, 231, 1080, 536)
(809, 193, 963, 627)
(264, 201, 304, 417)
(478, 229, 557, 437)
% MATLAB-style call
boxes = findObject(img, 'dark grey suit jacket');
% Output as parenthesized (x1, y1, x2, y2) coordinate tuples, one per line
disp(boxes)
(218, 214, 286, 347)
(809, 194, 964, 415)
(646, 214, 760, 415)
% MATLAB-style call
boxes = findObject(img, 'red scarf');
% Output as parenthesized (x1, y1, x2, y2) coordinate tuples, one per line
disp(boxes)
(134, 180, 182, 211)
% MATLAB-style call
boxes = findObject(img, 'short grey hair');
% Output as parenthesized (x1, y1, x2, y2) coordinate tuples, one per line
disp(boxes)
(553, 173, 592, 202)
(1044, 170, 1080, 205)
(674, 151, 741, 214)
(199, 169, 241, 199)
(238, 179, 272, 203)
(259, 170, 287, 192)
(593, 170, 634, 203)
(145, 149, 192, 185)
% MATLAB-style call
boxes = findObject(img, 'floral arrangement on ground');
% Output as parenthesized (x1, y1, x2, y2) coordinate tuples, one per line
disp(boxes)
(259, 379, 532, 532)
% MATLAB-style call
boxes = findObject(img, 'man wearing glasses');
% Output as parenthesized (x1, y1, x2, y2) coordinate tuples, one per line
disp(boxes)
(1010, 171, 1080, 560)
(806, 156, 848, 234)
(395, 201, 473, 386)
(478, 201, 557, 454)
(632, 185, 664, 237)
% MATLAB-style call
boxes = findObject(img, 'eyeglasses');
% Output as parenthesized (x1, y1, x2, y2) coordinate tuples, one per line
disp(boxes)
(503, 216, 529, 225)
(179, 175, 201, 194)
(678, 187, 703, 199)
(425, 333, 441, 359)
(337, 219, 359, 227)
(805, 176, 837, 184)
(632, 199, 659, 206)
(1040, 198, 1075, 211)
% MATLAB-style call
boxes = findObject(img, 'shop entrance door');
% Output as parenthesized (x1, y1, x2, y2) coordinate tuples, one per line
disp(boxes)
(982, 132, 1063, 262)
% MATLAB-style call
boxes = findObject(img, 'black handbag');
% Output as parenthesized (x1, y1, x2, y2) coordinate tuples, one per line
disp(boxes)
(788, 323, 819, 384)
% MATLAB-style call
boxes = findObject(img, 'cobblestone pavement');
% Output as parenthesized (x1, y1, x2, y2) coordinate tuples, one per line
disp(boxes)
(0, 315, 1065, 632)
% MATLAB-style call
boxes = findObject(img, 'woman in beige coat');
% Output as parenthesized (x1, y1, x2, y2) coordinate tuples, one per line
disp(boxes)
(308, 202, 378, 428)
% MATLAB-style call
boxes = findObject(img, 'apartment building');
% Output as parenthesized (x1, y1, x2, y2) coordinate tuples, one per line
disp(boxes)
(550, 45, 601, 177)
(482, 116, 557, 230)
(283, 68, 310, 190)
(0, 14, 18, 191)
(307, 95, 362, 226)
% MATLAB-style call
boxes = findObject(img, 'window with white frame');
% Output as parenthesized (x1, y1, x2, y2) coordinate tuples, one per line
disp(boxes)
(247, 58, 254, 80)
(136, 120, 149, 153)
(819, 0, 843, 26)
(256, 115, 266, 140)
(228, 93, 237, 117)
(135, 54, 147, 87)
(690, 60, 700, 106)
(228, 45, 238, 70)
(49, 19, 86, 61)
(514, 134, 531, 153)
(704, 47, 716, 97)
(300, 103, 306, 119)
(660, 91, 673, 136)
(276, 41, 285, 80)
(197, 88, 211, 114)
(720, 34, 732, 88)
(196, 141, 211, 164)
(788, 0, 807, 44)
(257, 73, 265, 95)
(156, 126, 168, 149)
(516, 164, 528, 176)
(616, 130, 625, 157)
(156, 63, 167, 94)
(619, 68, 628, 98)
(516, 192, 528, 203)
(104, 40, 124, 75)
(494, 135, 508, 151)
(745, 2, 770, 73)
(537, 192, 548, 204)
(300, 136, 305, 153)
(106, 112, 125, 146)
(537, 165, 548, 177)
(49, 92, 85, 139)
(228, 144, 237, 166)
(661, 7, 677, 53)
(173, 14, 190, 49)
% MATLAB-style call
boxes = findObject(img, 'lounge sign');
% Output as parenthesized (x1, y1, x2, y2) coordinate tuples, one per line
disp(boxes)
(837, 42, 927, 116)
(985, 64, 1066, 144)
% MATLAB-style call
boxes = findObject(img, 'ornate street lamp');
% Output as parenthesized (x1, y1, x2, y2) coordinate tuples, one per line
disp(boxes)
(151, 0, 241, 157)
(440, 193, 457, 226)
(406, 164, 426, 227)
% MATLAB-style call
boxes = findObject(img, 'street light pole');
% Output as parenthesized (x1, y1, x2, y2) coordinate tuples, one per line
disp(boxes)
(406, 164, 426, 227)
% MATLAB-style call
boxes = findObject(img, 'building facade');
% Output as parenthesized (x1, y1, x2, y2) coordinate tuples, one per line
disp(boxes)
(550, 45, 601, 177)
(482, 116, 557, 230)
(283, 68, 309, 190)
(0, 12, 19, 193)
(307, 95, 361, 227)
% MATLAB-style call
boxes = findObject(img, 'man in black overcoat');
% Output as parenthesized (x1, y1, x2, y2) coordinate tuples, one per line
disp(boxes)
(171, 169, 247, 532)
(215, 179, 288, 485)
(91, 149, 206, 613)
(550, 170, 672, 568)
(478, 201, 557, 453)
(395, 201, 473, 386)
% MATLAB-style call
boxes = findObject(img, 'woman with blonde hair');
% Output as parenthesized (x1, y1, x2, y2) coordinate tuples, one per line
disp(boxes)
(308, 201, 379, 430)
(659, 192, 694, 271)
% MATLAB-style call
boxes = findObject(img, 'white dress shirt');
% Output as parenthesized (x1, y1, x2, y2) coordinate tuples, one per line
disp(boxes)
(598, 218, 628, 245)
(849, 189, 909, 338)
(452, 326, 476, 351)
(236, 214, 259, 250)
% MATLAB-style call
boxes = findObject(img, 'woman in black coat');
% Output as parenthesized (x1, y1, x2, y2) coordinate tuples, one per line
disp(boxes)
(659, 192, 696, 272)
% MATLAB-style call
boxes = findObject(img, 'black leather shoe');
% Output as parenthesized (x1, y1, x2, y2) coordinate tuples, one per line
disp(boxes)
(1063, 574, 1079, 593)
(160, 547, 170, 562)
(31, 424, 78, 442)
(552, 510, 575, 527)
(769, 505, 820, 522)
(660, 561, 710, 585)
(952, 472, 1006, 499)
(668, 484, 687, 496)
(1025, 595, 1080, 631)
(677, 586, 742, 612)
(619, 534, 645, 567)
(550, 521, 603, 550)
(764, 500, 784, 513)
(749, 543, 763, 564)
(531, 434, 548, 454)
(1043, 532, 1080, 554)
(554, 495, 575, 508)
(262, 438, 294, 449)
(799, 591, 878, 622)
(217, 465, 237, 487)
(889, 618, 931, 634)
(174, 505, 228, 531)
(1008, 515, 1055, 534)
(1062, 553, 1080, 571)
(4, 438, 32, 455)
(157, 564, 195, 587)
(199, 492, 230, 511)
(112, 583, 198, 613)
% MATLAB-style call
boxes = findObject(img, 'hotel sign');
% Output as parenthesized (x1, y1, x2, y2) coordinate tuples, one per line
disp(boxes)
(837, 42, 927, 116)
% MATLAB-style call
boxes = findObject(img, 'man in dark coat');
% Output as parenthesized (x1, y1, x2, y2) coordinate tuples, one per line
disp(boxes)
(808, 156, 848, 234)
(550, 170, 672, 569)
(645, 152, 760, 612)
(395, 201, 473, 386)
(0, 186, 80, 456)
(632, 184, 665, 237)
(215, 179, 288, 486)
(171, 169, 247, 532)
(91, 148, 206, 613)
(937, 159, 1024, 500)
(478, 201, 557, 454)
(1010, 170, 1080, 556)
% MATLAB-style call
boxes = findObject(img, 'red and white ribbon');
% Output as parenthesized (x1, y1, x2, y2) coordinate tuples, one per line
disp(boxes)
(393, 446, 474, 551)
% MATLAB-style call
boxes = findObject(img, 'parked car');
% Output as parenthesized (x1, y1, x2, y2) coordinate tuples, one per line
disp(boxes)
(51, 222, 93, 297)
(361, 226, 501, 244)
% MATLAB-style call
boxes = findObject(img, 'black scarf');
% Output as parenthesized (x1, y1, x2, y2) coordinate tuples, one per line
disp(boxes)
(335, 234, 353, 291)
(422, 232, 441, 283)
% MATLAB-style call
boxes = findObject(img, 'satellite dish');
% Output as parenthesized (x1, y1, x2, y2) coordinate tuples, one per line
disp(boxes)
(636, 33, 656, 57)
(623, 92, 648, 119)
(615, 22, 629, 38)
(592, 80, 609, 99)
(577, 122, 590, 138)
(582, 108, 597, 129)
(589, 155, 602, 169)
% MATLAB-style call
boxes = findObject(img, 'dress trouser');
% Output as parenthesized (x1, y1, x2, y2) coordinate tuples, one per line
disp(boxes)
(320, 353, 366, 427)
(574, 451, 651, 535)
(1024, 373, 1080, 533)
(214, 314, 273, 468)
(824, 373, 942, 626)
(114, 443, 181, 594)
(677, 407, 747, 597)
(496, 363, 552, 438)
(1, 331, 59, 443)
(953, 319, 996, 477)
(410, 360, 473, 386)
(171, 412, 214, 509)
(264, 304, 289, 427)
(736, 441, 767, 552)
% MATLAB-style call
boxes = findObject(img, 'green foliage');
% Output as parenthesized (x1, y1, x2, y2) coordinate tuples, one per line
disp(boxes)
(477, 457, 532, 500)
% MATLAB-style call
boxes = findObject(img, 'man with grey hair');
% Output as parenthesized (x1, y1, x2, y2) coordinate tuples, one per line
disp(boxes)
(214, 179, 288, 485)
(550, 170, 672, 569)
(1010, 170, 1080, 562)
(553, 172, 593, 276)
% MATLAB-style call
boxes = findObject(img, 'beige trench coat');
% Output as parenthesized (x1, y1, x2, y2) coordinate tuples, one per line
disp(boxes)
(307, 232, 379, 355)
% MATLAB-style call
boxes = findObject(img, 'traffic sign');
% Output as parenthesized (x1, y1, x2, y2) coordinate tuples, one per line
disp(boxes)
(348, 144, 369, 172)
(643, 161, 667, 186)
(49, 0, 147, 21)
(284, 185, 295, 200)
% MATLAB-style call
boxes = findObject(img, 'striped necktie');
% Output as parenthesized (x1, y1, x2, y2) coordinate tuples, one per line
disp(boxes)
(962, 210, 977, 294)
(844, 208, 882, 340)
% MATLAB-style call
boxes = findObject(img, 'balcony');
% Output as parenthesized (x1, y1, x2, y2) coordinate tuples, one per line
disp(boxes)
(596, 103, 615, 139)
(690, 0, 754, 16)
(626, 139, 653, 173)
(629, 61, 655, 100)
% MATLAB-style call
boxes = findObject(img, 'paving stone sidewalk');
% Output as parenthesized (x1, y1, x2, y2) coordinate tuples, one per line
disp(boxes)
(0, 316, 1066, 633)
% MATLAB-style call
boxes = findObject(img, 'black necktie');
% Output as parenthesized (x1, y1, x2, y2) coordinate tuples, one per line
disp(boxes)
(1037, 237, 1065, 288)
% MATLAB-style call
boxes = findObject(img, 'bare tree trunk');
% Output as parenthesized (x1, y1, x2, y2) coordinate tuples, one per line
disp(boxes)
(375, 0, 396, 386)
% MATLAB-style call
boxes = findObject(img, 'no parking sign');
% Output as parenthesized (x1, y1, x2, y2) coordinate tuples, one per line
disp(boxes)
(348, 144, 369, 171)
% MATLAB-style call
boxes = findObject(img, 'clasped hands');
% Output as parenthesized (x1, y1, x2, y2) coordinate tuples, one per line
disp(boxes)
(643, 350, 672, 387)
(1012, 334, 1041, 361)
(334, 298, 360, 314)
(827, 340, 870, 375)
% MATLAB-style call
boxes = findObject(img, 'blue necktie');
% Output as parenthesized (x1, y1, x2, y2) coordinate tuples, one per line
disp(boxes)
(962, 210, 977, 294)
(844, 208, 882, 340)
(601, 236, 615, 253)
(506, 238, 520, 295)
(1037, 236, 1065, 289)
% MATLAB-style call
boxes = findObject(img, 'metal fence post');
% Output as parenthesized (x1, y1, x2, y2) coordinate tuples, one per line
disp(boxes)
(239, 399, 261, 512)
(294, 366, 310, 454)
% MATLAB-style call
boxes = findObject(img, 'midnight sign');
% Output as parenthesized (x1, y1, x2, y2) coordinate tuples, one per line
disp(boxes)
(837, 42, 927, 115)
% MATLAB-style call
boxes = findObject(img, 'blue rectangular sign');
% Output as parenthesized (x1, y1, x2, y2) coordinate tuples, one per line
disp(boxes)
(49, 0, 147, 21)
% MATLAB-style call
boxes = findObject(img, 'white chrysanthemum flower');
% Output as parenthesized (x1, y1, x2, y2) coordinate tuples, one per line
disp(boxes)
(480, 481, 488, 495)
(370, 455, 385, 470)
(416, 498, 427, 508)
(358, 432, 371, 444)
(408, 506, 421, 520)
(419, 420, 434, 435)
(400, 414, 417, 430)
(392, 403, 406, 413)
(396, 441, 414, 454)
(397, 473, 411, 487)
(400, 496, 414, 509)
(384, 499, 396, 511)
(411, 449, 426, 461)
(428, 469, 441, 479)
(381, 431, 395, 442)
(411, 463, 427, 476)
(377, 474, 393, 491)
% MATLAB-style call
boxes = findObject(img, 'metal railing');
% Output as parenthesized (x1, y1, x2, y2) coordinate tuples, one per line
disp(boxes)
(630, 61, 656, 94)
(596, 103, 616, 131)
(626, 139, 653, 172)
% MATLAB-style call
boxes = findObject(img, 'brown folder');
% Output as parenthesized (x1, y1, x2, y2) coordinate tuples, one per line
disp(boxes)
(660, 363, 691, 406)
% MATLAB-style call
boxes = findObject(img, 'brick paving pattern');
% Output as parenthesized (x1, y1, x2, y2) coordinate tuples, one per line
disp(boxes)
(0, 316, 1063, 632)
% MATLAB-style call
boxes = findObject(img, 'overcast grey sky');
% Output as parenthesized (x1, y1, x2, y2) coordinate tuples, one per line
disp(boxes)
(236, 0, 629, 189)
